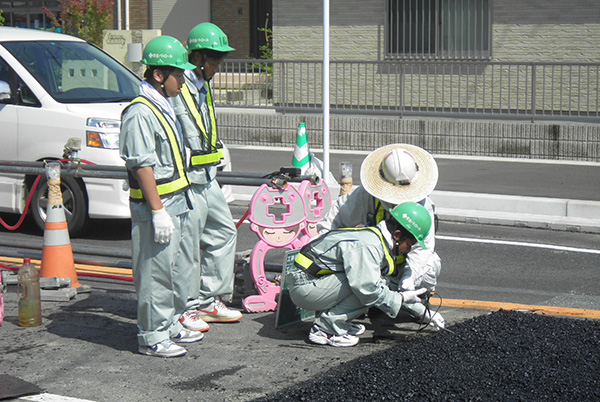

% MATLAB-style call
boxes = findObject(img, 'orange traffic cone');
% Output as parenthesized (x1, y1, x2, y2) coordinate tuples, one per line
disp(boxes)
(40, 204, 82, 290)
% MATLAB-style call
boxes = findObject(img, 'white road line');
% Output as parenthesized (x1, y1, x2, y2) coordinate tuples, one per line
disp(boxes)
(227, 145, 600, 166)
(437, 235, 600, 254)
(233, 225, 599, 254)
(19, 393, 96, 401)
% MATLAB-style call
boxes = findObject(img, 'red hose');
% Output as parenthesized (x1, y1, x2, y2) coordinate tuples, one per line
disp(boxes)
(0, 159, 135, 282)
(0, 175, 42, 231)
(236, 206, 250, 229)
(0, 159, 95, 231)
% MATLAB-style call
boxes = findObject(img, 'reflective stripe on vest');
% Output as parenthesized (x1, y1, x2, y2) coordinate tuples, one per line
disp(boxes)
(125, 96, 190, 200)
(374, 198, 406, 267)
(206, 83, 224, 160)
(294, 251, 337, 277)
(374, 198, 386, 226)
(294, 226, 396, 277)
(180, 82, 222, 166)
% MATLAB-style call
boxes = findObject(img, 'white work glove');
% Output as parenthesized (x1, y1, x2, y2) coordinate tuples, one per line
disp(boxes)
(427, 311, 446, 330)
(151, 208, 174, 244)
(401, 276, 415, 291)
(400, 288, 427, 304)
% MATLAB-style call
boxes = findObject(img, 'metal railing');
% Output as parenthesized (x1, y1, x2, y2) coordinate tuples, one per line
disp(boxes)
(215, 59, 600, 121)
(0, 161, 319, 188)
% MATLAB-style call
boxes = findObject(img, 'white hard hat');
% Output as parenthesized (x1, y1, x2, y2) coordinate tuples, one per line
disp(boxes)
(381, 148, 419, 186)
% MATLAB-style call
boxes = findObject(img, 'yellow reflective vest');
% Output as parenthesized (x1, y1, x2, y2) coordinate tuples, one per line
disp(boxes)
(294, 226, 397, 277)
(124, 96, 190, 201)
(179, 82, 224, 167)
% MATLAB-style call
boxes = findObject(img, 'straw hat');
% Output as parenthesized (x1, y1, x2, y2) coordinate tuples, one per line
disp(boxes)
(360, 144, 438, 205)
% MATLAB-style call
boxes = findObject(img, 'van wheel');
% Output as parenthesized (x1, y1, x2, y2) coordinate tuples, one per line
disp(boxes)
(29, 176, 88, 237)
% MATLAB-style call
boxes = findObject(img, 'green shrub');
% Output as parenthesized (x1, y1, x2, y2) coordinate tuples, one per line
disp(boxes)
(43, 0, 112, 47)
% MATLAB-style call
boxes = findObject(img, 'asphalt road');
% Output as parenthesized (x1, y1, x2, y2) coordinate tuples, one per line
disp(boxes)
(2, 202, 599, 310)
(1, 213, 599, 402)
(1, 150, 599, 401)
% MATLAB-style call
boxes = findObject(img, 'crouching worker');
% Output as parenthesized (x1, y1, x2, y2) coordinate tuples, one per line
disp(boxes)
(287, 202, 433, 347)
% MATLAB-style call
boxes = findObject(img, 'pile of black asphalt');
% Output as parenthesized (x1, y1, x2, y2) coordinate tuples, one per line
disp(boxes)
(253, 310, 600, 402)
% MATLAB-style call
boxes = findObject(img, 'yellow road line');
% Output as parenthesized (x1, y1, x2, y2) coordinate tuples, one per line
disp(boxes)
(2, 256, 599, 318)
(431, 298, 600, 319)
(0, 256, 132, 278)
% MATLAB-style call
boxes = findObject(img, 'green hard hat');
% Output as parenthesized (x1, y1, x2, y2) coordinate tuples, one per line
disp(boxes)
(187, 22, 236, 52)
(389, 202, 432, 249)
(141, 35, 196, 70)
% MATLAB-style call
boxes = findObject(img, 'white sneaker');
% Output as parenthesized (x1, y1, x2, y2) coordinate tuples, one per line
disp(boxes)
(139, 340, 186, 357)
(180, 310, 210, 332)
(308, 324, 359, 347)
(348, 322, 366, 337)
(197, 300, 243, 323)
(171, 328, 204, 343)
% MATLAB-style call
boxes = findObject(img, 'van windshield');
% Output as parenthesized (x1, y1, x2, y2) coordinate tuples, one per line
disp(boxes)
(3, 40, 140, 103)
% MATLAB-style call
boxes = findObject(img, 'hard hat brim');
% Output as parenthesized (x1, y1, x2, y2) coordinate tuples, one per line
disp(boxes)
(360, 144, 439, 204)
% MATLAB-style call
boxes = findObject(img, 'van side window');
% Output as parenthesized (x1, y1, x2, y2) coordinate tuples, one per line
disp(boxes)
(0, 57, 17, 104)
(0, 57, 40, 107)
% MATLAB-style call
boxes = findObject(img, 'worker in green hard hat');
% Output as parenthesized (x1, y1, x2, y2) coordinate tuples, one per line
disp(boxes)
(319, 143, 445, 330)
(187, 22, 236, 82)
(288, 202, 433, 347)
(171, 23, 242, 331)
(120, 35, 204, 358)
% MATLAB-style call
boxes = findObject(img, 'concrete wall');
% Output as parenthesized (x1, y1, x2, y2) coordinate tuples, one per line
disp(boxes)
(103, 29, 162, 77)
(150, 0, 210, 43)
(216, 110, 600, 162)
(493, 0, 600, 63)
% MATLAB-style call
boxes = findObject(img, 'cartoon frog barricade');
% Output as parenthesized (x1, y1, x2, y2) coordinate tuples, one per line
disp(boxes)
(242, 179, 332, 313)
(297, 178, 333, 246)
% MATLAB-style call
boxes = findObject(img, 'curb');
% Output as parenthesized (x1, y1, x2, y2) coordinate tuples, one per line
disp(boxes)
(433, 190, 600, 233)
(232, 186, 600, 234)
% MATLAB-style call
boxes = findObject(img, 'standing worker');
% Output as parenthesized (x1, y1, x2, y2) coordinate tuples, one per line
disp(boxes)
(172, 22, 242, 327)
(289, 202, 432, 347)
(120, 36, 205, 358)
(318, 144, 445, 329)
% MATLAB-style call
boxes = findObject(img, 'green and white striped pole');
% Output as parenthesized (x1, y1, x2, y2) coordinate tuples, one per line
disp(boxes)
(292, 122, 311, 173)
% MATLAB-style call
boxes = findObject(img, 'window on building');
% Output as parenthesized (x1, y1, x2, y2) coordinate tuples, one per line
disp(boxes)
(0, 1, 59, 29)
(386, 0, 491, 60)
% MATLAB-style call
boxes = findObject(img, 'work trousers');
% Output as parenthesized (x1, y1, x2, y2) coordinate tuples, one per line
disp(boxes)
(187, 181, 237, 310)
(286, 267, 368, 336)
(132, 211, 196, 346)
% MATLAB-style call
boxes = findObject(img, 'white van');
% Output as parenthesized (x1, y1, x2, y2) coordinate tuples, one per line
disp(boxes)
(0, 27, 231, 237)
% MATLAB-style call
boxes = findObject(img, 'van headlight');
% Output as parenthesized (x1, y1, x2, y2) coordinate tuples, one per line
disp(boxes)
(86, 118, 120, 149)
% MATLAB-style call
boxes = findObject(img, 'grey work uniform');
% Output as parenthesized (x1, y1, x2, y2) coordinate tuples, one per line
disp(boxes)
(171, 71, 237, 309)
(120, 97, 197, 347)
(286, 221, 403, 336)
(319, 185, 441, 291)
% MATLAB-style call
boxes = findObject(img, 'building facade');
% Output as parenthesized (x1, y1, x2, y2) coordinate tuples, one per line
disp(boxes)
(0, 1, 270, 59)
(273, 0, 600, 63)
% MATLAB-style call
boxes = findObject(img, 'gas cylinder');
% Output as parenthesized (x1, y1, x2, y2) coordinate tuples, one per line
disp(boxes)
(17, 258, 42, 327)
